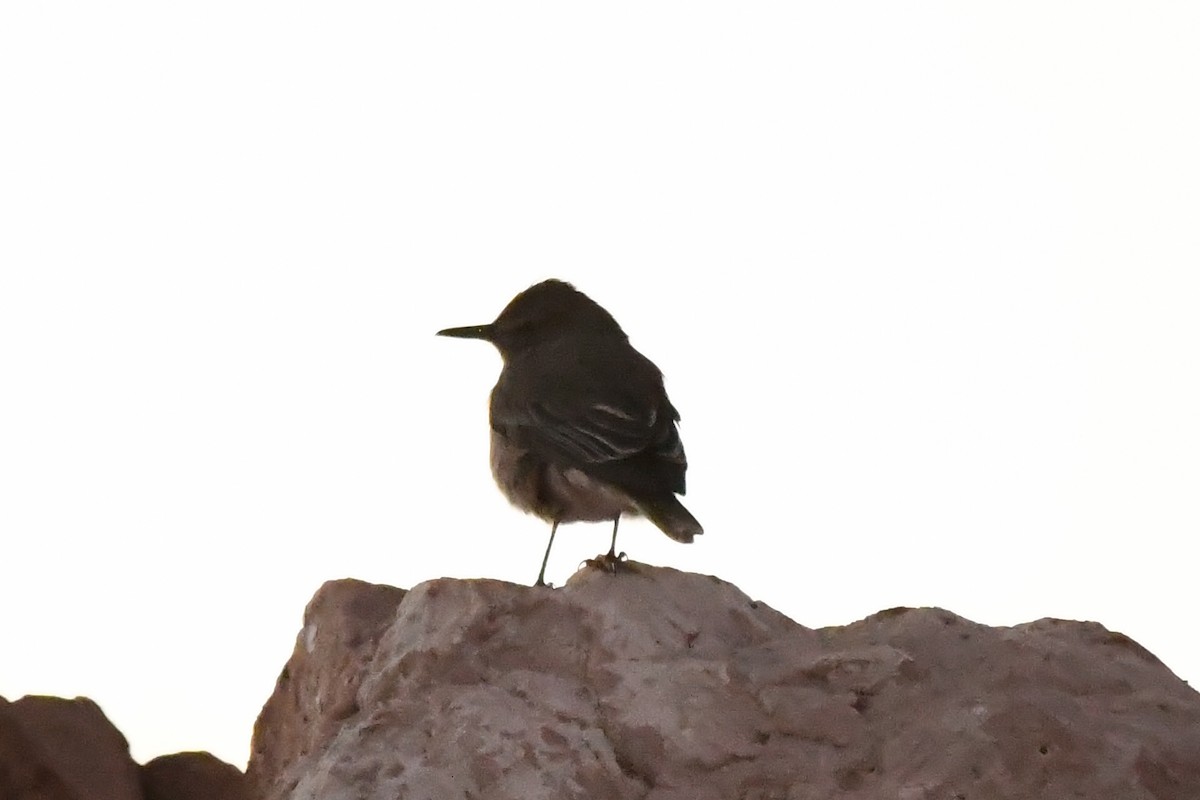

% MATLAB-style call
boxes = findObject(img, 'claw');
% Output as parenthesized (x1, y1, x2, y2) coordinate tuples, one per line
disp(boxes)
(584, 550, 633, 574)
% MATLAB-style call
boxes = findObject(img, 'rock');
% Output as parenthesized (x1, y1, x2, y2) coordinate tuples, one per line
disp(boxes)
(246, 577, 408, 800)
(0, 694, 143, 800)
(247, 564, 1200, 800)
(141, 751, 248, 800)
(0, 695, 247, 800)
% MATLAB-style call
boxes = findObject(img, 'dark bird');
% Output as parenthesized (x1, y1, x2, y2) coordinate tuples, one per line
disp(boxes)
(437, 279, 702, 586)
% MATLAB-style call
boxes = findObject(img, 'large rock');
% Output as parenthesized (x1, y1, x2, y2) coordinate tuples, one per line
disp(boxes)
(0, 695, 248, 800)
(140, 751, 249, 800)
(248, 565, 1200, 800)
(246, 577, 408, 799)
(0, 695, 142, 800)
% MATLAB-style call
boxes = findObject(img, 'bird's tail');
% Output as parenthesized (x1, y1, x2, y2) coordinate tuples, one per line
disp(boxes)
(637, 496, 703, 543)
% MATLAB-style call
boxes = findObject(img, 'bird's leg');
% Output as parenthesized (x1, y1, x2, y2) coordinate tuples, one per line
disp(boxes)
(587, 514, 627, 573)
(607, 515, 628, 563)
(535, 520, 559, 587)
(606, 514, 620, 560)
(584, 515, 633, 575)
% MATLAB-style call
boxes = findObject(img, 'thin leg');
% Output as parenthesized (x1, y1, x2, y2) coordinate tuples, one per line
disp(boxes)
(535, 520, 559, 587)
(584, 515, 630, 575)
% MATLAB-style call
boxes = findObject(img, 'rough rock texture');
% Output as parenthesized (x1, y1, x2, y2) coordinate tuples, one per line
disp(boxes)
(246, 578, 408, 795)
(141, 751, 249, 800)
(0, 694, 247, 800)
(248, 565, 1200, 800)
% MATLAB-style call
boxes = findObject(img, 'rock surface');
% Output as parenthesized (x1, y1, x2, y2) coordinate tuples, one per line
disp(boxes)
(0, 695, 142, 800)
(247, 564, 1200, 800)
(0, 694, 247, 800)
(246, 577, 408, 796)
(141, 751, 249, 800)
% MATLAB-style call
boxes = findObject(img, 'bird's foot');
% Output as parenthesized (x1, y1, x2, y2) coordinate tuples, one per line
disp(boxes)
(585, 549, 630, 574)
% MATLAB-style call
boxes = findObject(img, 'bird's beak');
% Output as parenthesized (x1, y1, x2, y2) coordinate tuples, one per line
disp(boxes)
(436, 324, 494, 341)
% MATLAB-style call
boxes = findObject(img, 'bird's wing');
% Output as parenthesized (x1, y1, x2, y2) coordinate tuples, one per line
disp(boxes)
(493, 390, 688, 496)
(490, 341, 689, 495)
(496, 395, 658, 464)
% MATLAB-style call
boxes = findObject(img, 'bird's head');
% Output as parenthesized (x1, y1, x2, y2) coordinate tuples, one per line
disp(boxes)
(437, 279, 626, 357)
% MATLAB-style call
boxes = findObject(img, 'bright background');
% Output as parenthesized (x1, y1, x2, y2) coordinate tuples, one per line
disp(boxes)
(2, 2, 1197, 769)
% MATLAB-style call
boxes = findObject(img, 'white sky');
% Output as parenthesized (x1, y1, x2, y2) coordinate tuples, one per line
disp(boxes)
(2, 2, 1198, 769)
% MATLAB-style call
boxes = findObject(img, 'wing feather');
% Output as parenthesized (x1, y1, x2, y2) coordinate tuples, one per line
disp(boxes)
(489, 341, 688, 496)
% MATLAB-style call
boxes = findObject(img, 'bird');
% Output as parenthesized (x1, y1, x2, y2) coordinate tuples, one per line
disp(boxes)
(437, 279, 702, 586)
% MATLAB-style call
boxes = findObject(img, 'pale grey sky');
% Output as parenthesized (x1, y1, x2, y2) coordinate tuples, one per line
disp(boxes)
(2, 2, 1198, 768)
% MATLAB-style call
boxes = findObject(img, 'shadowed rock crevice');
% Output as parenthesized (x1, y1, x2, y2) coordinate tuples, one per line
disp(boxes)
(247, 564, 1200, 800)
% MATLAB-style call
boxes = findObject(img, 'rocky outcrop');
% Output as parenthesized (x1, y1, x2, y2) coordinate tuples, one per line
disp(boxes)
(141, 752, 249, 800)
(0, 695, 246, 800)
(0, 695, 142, 800)
(247, 564, 1200, 800)
(247, 578, 407, 795)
